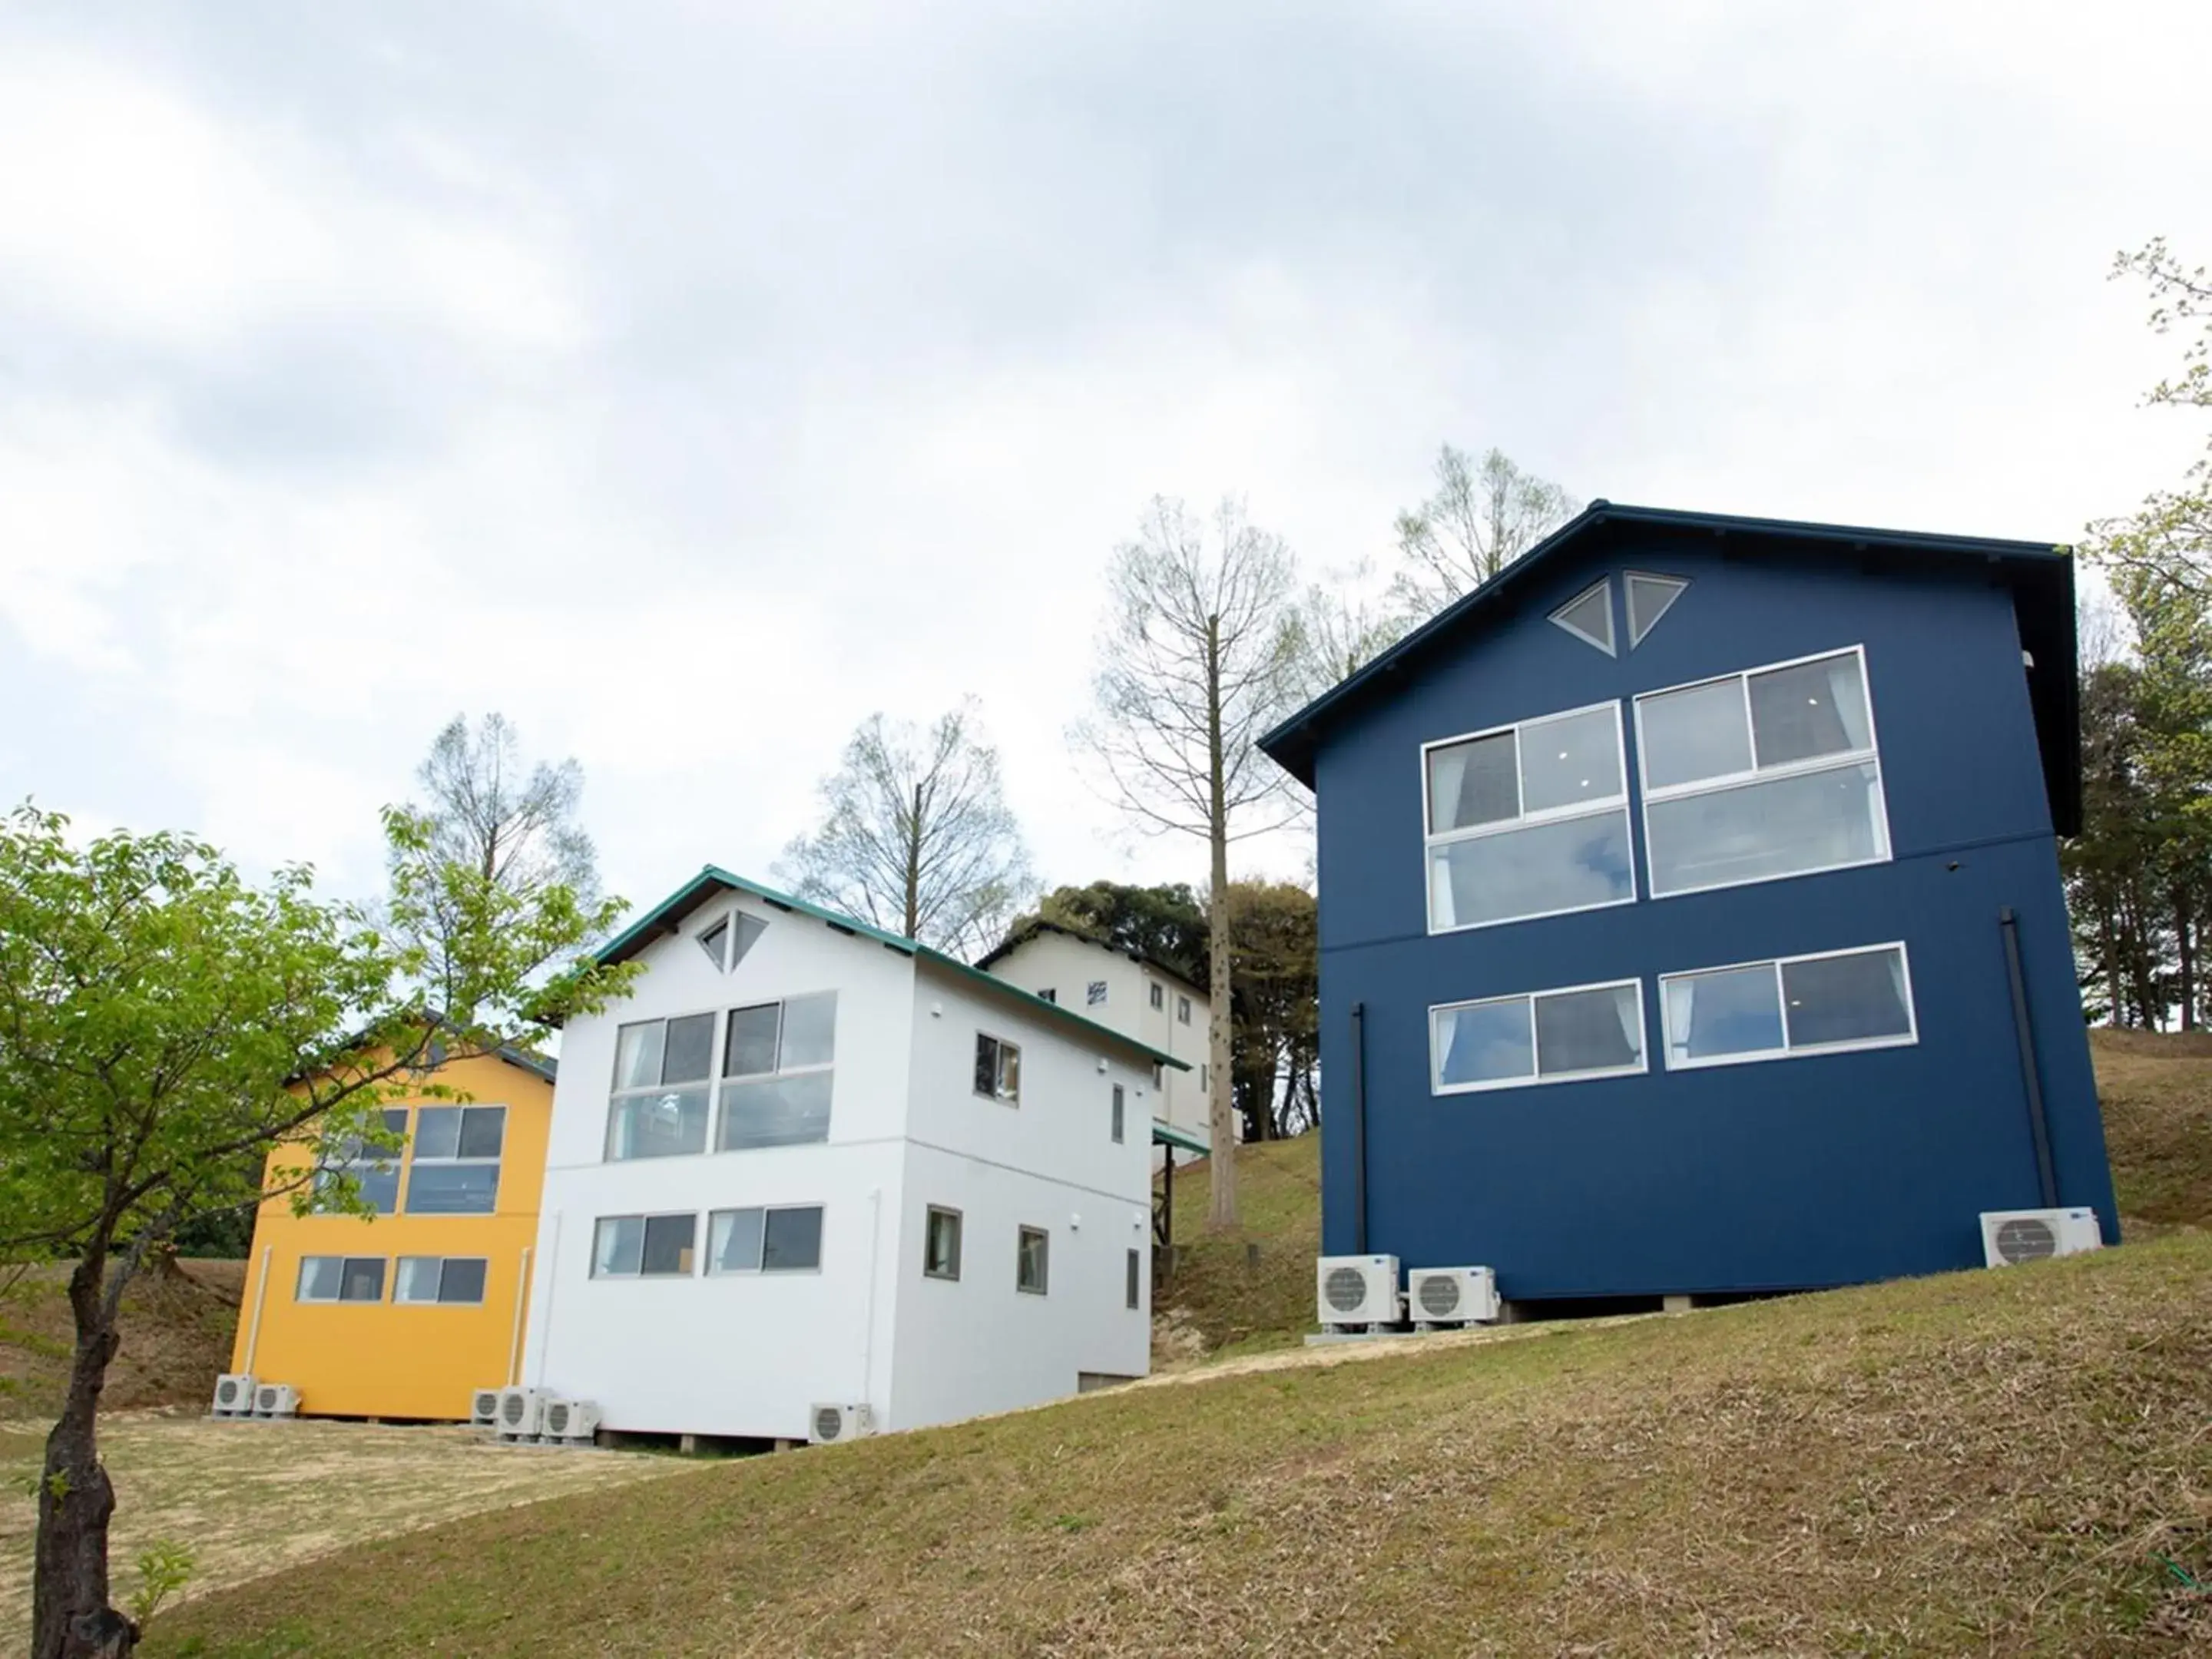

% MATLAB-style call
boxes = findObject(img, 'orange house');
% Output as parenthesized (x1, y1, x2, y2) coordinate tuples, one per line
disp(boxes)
(227, 1047, 555, 1420)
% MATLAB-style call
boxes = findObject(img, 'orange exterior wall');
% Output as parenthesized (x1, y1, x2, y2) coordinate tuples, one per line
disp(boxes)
(227, 1051, 554, 1421)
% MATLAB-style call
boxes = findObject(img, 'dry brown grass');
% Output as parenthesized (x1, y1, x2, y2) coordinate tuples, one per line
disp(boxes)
(1, 1259, 249, 1419)
(142, 1234, 2212, 1657)
(0, 1415, 685, 1651)
(1152, 1137, 1322, 1366)
(2091, 1028, 2212, 1243)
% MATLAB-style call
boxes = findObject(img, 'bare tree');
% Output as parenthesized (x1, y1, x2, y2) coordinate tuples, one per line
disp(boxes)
(777, 701, 1036, 955)
(413, 714, 599, 903)
(1390, 445, 1578, 621)
(1077, 496, 1303, 1228)
(1293, 557, 1406, 704)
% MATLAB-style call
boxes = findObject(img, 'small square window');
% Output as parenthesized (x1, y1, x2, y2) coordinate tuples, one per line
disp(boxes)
(1177, 996, 1191, 1025)
(1086, 981, 1108, 1007)
(924, 1206, 962, 1280)
(1149, 982, 1164, 1011)
(975, 1033, 1021, 1104)
(1017, 1226, 1049, 1295)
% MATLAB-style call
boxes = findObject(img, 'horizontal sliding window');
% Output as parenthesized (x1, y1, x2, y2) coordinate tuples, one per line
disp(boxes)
(605, 1012, 715, 1161)
(591, 1212, 697, 1277)
(1637, 648, 1890, 898)
(395, 1256, 488, 1305)
(1430, 980, 1646, 1094)
(403, 1105, 505, 1214)
(719, 992, 837, 1151)
(1661, 943, 1916, 1069)
(708, 1204, 824, 1273)
(296, 1256, 386, 1303)
(1424, 703, 1634, 932)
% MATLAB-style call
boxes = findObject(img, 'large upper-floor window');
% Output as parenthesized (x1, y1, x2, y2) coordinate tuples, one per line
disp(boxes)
(315, 1108, 409, 1214)
(1429, 979, 1647, 1094)
(1661, 942, 1916, 1070)
(403, 1105, 506, 1214)
(606, 1012, 715, 1161)
(1635, 647, 1889, 899)
(1424, 702, 1634, 932)
(719, 993, 837, 1151)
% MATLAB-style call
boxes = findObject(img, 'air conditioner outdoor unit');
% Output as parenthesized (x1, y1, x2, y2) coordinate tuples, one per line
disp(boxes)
(809, 1402, 875, 1445)
(541, 1398, 602, 1444)
(210, 1373, 256, 1418)
(1981, 1207, 2104, 1267)
(253, 1382, 300, 1418)
(469, 1387, 504, 1428)
(1406, 1266, 1500, 1327)
(495, 1386, 549, 1439)
(1316, 1253, 1402, 1328)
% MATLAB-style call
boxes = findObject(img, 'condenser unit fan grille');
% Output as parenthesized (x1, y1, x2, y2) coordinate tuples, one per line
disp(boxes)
(1323, 1266, 1371, 1313)
(217, 1380, 243, 1408)
(501, 1393, 527, 1428)
(473, 1392, 500, 1419)
(814, 1407, 844, 1442)
(1417, 1276, 1462, 1318)
(1995, 1217, 2058, 1264)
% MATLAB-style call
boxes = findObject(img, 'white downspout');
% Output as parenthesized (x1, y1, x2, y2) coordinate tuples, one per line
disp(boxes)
(507, 1245, 533, 1387)
(242, 1244, 273, 1374)
(531, 1213, 562, 1388)
(862, 1187, 883, 1412)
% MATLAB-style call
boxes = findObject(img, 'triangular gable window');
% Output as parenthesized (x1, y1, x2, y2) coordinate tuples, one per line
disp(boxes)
(729, 912, 767, 969)
(697, 917, 729, 969)
(1625, 571, 1688, 649)
(1549, 579, 1615, 657)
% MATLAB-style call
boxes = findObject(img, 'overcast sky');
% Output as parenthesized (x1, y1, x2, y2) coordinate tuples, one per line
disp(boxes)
(2, 2, 2207, 925)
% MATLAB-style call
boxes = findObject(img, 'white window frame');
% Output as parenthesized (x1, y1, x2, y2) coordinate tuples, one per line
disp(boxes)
(402, 1104, 507, 1215)
(705, 1203, 826, 1275)
(393, 1255, 490, 1306)
(604, 1008, 720, 1162)
(1633, 644, 1892, 901)
(1420, 699, 1637, 935)
(1659, 942, 1919, 1072)
(296, 1255, 387, 1304)
(975, 1031, 1022, 1105)
(716, 992, 838, 1153)
(1177, 995, 1191, 1025)
(1016, 1224, 1050, 1295)
(1110, 1082, 1125, 1144)
(1149, 982, 1164, 1011)
(589, 1210, 700, 1279)
(1428, 975, 1649, 1096)
(1125, 1247, 1141, 1310)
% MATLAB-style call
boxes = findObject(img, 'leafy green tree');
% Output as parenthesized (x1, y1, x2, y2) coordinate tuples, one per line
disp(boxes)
(1220, 881, 1318, 1141)
(2092, 240, 2211, 597)
(0, 803, 634, 1659)
(1021, 881, 1208, 982)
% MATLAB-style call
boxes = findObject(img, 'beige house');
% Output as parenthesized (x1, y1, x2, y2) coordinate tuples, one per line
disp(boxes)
(977, 921, 1214, 1157)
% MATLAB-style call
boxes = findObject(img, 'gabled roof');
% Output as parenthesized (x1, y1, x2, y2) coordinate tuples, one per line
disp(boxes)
(598, 866, 1191, 1071)
(975, 916, 1207, 997)
(1258, 501, 2081, 836)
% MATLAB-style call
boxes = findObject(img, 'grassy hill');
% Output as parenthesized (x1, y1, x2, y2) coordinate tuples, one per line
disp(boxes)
(1, 1259, 247, 1421)
(141, 1031, 2212, 1656)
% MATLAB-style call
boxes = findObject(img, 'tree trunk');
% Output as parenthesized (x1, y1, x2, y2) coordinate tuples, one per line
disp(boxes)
(33, 1261, 134, 1659)
(1204, 614, 1237, 1230)
(904, 783, 923, 940)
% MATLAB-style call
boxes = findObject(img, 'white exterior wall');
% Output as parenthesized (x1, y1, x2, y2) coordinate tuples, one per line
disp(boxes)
(523, 892, 915, 1439)
(522, 887, 1161, 1440)
(890, 964, 1153, 1427)
(983, 932, 1214, 1150)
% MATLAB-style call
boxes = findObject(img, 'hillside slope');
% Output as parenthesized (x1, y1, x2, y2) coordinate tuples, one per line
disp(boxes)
(1, 1259, 246, 1420)
(151, 1233, 2212, 1657)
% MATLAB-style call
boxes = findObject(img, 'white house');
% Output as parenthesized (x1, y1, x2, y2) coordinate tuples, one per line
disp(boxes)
(518, 868, 1183, 1441)
(976, 919, 1214, 1157)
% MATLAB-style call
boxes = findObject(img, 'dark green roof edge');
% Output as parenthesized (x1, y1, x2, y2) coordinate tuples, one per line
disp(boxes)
(598, 866, 1190, 1071)
(1152, 1118, 1211, 1154)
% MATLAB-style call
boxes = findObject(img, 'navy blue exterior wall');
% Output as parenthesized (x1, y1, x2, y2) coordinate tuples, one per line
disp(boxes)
(1308, 532, 2116, 1299)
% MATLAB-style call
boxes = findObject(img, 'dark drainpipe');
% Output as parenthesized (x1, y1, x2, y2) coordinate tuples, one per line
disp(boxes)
(1348, 1001, 1370, 1255)
(1999, 908, 2060, 1208)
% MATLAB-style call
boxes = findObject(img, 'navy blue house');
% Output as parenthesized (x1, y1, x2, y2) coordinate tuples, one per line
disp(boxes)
(1260, 503, 2118, 1306)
